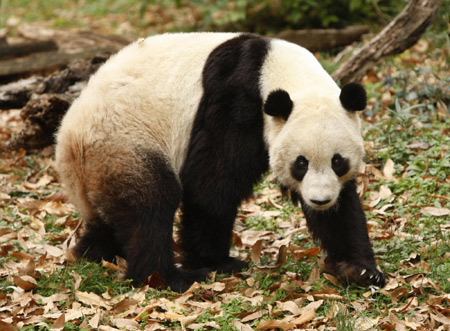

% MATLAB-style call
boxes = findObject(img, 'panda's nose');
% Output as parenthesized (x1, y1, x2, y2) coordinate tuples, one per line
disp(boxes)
(310, 199, 331, 206)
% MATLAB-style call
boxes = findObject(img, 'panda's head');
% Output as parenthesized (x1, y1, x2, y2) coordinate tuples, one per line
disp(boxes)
(264, 83, 366, 211)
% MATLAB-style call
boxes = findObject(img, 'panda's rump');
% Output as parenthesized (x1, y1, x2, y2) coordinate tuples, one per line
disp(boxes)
(55, 125, 177, 224)
(54, 130, 93, 222)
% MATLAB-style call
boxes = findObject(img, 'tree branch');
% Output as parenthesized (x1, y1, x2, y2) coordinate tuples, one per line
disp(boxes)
(332, 0, 440, 85)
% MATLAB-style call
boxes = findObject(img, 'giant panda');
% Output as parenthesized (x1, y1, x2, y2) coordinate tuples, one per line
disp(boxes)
(55, 32, 386, 292)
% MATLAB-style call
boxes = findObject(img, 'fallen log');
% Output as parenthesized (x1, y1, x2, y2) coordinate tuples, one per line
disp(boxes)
(5, 94, 71, 150)
(0, 48, 115, 84)
(3, 56, 108, 150)
(332, 0, 440, 85)
(275, 26, 369, 52)
(0, 40, 58, 60)
(0, 25, 130, 84)
(0, 56, 107, 110)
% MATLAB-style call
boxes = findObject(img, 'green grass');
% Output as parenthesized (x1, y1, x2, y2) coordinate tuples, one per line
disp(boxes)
(335, 307, 357, 331)
(1, 0, 142, 24)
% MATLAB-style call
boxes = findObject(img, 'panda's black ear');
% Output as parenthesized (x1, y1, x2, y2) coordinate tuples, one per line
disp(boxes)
(340, 83, 367, 111)
(264, 89, 293, 121)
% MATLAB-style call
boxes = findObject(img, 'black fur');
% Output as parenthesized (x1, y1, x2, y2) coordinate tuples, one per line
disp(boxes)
(264, 89, 293, 121)
(339, 83, 367, 111)
(300, 180, 385, 287)
(74, 151, 209, 292)
(331, 153, 350, 177)
(290, 190, 301, 206)
(179, 34, 270, 272)
(74, 220, 123, 263)
(291, 155, 309, 181)
(280, 183, 301, 206)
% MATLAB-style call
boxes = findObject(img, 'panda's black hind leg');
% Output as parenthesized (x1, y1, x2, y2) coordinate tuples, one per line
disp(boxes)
(85, 150, 210, 292)
(110, 206, 211, 291)
(73, 220, 123, 263)
(301, 180, 386, 288)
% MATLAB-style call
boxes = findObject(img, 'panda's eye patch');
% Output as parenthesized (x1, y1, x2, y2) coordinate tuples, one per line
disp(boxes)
(332, 153, 350, 177)
(291, 155, 309, 181)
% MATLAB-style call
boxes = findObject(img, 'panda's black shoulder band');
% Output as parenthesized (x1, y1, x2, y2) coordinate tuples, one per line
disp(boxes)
(340, 83, 367, 111)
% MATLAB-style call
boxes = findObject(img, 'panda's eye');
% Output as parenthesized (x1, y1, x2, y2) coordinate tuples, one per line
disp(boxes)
(332, 153, 350, 177)
(332, 154, 343, 166)
(291, 155, 309, 181)
(296, 156, 308, 168)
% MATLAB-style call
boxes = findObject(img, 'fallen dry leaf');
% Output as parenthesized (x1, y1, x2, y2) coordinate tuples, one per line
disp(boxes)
(291, 308, 316, 326)
(179, 315, 198, 331)
(306, 266, 320, 284)
(241, 310, 267, 323)
(0, 321, 17, 331)
(111, 298, 139, 313)
(232, 320, 253, 331)
(13, 275, 37, 291)
(89, 312, 101, 329)
(251, 239, 263, 264)
(256, 320, 296, 330)
(383, 158, 395, 179)
(421, 206, 450, 216)
(275, 300, 301, 315)
(75, 291, 112, 309)
(50, 313, 65, 330)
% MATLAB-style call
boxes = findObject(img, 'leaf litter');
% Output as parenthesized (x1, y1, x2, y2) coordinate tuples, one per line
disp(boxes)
(0, 26, 450, 331)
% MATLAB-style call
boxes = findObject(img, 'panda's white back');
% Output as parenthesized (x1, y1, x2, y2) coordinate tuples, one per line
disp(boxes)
(57, 32, 240, 173)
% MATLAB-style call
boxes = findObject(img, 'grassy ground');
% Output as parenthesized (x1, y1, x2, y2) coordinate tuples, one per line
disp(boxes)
(1, 0, 202, 37)
(1, 2, 450, 330)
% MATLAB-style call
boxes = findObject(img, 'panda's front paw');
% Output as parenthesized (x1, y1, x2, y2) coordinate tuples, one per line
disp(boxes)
(356, 265, 386, 287)
(325, 260, 386, 288)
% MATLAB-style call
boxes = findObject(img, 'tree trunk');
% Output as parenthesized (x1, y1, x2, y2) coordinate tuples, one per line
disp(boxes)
(332, 0, 441, 85)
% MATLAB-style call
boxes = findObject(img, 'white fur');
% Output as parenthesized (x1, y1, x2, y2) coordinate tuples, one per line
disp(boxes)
(260, 39, 364, 210)
(56, 32, 240, 174)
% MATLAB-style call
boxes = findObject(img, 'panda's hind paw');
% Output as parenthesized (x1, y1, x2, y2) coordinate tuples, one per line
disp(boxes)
(215, 257, 249, 274)
(166, 268, 212, 293)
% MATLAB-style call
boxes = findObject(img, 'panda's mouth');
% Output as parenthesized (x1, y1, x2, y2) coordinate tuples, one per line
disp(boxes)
(308, 200, 335, 211)
(310, 199, 332, 209)
(302, 195, 337, 211)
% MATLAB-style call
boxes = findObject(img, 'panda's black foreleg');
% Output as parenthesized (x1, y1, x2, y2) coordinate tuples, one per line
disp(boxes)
(300, 180, 386, 287)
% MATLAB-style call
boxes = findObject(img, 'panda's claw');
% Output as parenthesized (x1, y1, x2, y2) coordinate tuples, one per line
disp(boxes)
(326, 260, 386, 288)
